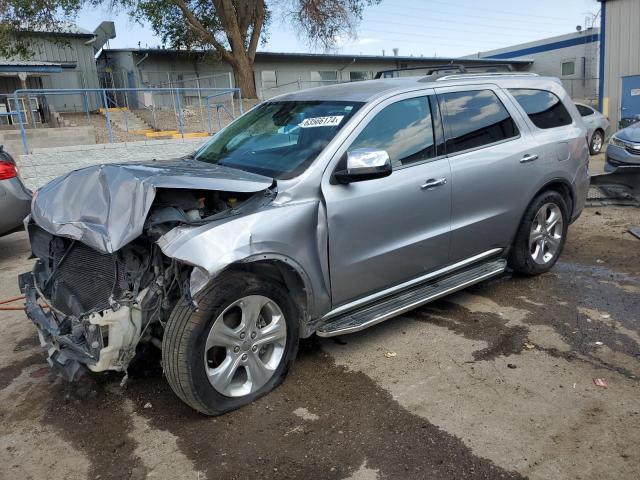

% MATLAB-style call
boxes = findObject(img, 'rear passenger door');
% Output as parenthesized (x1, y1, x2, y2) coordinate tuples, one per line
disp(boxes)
(435, 86, 545, 262)
(508, 88, 581, 165)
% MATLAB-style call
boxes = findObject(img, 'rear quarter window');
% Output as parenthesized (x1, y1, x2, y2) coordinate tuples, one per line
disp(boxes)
(509, 89, 573, 129)
(439, 89, 519, 155)
(576, 104, 594, 117)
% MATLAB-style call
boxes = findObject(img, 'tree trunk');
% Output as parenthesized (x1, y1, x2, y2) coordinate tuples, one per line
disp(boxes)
(230, 55, 257, 99)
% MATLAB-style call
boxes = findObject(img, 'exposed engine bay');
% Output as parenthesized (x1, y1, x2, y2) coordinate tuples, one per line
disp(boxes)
(20, 186, 269, 381)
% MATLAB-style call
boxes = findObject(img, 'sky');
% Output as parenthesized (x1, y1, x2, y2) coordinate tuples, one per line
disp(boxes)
(76, 0, 602, 58)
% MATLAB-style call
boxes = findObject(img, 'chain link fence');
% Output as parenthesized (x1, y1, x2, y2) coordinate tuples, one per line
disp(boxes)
(3, 87, 261, 155)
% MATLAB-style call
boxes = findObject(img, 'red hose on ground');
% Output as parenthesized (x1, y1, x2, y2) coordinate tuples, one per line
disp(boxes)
(0, 295, 25, 305)
(0, 295, 48, 312)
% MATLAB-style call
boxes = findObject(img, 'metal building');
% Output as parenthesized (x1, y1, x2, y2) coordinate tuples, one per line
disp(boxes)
(598, 0, 640, 128)
(464, 29, 600, 105)
(97, 48, 532, 104)
(0, 22, 115, 119)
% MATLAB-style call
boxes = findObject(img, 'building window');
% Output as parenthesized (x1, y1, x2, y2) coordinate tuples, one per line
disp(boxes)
(310, 71, 338, 83)
(561, 61, 575, 77)
(261, 70, 277, 88)
(349, 71, 370, 82)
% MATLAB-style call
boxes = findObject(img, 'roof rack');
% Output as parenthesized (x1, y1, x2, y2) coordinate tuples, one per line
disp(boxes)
(374, 64, 468, 79)
(435, 72, 540, 81)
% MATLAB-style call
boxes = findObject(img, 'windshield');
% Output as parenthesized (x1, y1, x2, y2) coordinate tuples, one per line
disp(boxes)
(195, 100, 363, 179)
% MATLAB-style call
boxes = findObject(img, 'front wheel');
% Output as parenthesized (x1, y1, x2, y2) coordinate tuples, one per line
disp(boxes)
(508, 191, 569, 275)
(162, 271, 299, 415)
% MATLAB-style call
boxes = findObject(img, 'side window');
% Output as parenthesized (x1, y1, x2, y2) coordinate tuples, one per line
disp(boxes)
(348, 96, 436, 167)
(509, 89, 573, 129)
(440, 89, 519, 155)
(576, 104, 594, 117)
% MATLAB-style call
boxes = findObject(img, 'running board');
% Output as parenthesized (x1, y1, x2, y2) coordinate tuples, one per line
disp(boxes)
(316, 259, 507, 337)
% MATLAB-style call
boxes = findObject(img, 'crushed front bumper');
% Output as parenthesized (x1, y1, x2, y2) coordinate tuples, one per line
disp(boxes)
(19, 271, 145, 381)
(19, 272, 100, 381)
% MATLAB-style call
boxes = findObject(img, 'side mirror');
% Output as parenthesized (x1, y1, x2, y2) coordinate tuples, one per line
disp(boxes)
(334, 148, 392, 184)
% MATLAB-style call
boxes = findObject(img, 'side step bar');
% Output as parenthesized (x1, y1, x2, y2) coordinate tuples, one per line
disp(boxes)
(316, 259, 507, 337)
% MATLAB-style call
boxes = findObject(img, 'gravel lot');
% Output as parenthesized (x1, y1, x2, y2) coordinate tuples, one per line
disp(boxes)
(1, 200, 638, 479)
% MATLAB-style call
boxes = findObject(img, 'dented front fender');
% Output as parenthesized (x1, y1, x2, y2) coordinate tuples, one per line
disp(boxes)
(157, 200, 331, 319)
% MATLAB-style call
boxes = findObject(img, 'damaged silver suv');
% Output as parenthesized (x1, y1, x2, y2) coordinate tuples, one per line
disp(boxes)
(20, 73, 590, 415)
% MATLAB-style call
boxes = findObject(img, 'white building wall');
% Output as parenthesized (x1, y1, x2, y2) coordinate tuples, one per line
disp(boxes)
(466, 30, 600, 105)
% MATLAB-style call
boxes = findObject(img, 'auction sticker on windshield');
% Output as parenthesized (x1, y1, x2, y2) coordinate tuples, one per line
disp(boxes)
(299, 115, 344, 128)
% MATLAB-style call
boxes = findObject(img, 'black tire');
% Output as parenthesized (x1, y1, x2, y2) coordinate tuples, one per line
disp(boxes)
(162, 271, 300, 415)
(589, 129, 604, 155)
(508, 190, 569, 275)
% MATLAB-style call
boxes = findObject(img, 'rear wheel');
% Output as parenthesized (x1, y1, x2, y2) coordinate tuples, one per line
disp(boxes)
(508, 191, 569, 275)
(590, 130, 604, 155)
(162, 271, 299, 415)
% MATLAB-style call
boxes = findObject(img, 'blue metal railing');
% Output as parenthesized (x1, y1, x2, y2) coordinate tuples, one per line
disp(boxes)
(11, 87, 243, 154)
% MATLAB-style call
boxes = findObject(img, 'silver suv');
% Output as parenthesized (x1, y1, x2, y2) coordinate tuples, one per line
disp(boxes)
(20, 73, 590, 415)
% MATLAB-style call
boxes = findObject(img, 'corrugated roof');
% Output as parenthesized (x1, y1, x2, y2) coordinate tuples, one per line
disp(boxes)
(20, 21, 93, 37)
(0, 60, 63, 73)
(0, 60, 61, 67)
(100, 48, 532, 65)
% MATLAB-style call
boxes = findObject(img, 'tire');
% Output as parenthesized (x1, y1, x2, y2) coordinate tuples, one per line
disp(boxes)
(162, 271, 300, 415)
(589, 130, 604, 155)
(508, 190, 569, 275)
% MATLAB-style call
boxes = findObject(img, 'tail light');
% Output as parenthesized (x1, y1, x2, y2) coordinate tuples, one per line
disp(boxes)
(0, 161, 17, 180)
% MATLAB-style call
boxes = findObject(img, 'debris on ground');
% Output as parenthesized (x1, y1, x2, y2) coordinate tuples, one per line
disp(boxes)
(523, 341, 536, 350)
(629, 226, 640, 240)
(383, 351, 397, 358)
(593, 378, 609, 389)
(507, 364, 517, 369)
(293, 407, 320, 421)
(594, 341, 604, 346)
(143, 402, 153, 409)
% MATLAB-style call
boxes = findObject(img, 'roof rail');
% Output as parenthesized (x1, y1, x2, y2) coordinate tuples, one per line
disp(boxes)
(435, 72, 540, 81)
(374, 64, 468, 79)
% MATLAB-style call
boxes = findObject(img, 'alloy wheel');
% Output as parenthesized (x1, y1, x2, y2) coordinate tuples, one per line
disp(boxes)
(204, 295, 287, 397)
(592, 132, 603, 153)
(529, 203, 564, 265)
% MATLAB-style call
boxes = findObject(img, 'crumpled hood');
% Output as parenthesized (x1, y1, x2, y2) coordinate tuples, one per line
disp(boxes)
(31, 158, 273, 253)
(616, 123, 640, 143)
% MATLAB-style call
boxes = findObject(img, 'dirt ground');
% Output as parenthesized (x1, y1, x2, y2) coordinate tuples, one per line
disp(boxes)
(1, 194, 639, 479)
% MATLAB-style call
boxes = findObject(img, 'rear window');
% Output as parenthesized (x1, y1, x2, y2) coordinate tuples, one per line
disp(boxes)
(440, 89, 519, 155)
(576, 104, 594, 117)
(509, 89, 572, 129)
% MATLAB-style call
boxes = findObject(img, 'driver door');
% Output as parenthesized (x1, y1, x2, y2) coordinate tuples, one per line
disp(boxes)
(321, 92, 452, 307)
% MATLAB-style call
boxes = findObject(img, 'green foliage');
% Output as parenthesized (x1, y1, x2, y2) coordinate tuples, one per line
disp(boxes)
(0, 0, 380, 95)
(0, 0, 86, 58)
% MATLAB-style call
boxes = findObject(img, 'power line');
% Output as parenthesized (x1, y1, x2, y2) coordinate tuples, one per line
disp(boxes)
(364, 11, 575, 35)
(384, 0, 588, 22)
(373, 1, 576, 28)
(358, 28, 513, 47)
(364, 16, 573, 39)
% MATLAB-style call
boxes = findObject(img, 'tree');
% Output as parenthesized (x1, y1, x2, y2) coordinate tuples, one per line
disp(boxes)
(0, 0, 381, 98)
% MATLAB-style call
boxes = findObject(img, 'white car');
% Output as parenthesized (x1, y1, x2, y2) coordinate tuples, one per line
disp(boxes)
(575, 103, 610, 155)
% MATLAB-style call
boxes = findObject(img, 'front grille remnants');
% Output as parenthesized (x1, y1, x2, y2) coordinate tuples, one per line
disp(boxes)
(48, 242, 125, 316)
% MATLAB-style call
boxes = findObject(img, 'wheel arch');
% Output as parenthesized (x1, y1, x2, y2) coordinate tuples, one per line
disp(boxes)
(537, 179, 574, 218)
(221, 254, 317, 338)
(509, 178, 575, 249)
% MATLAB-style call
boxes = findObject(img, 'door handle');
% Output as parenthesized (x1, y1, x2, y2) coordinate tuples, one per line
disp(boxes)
(520, 154, 539, 163)
(421, 178, 447, 189)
